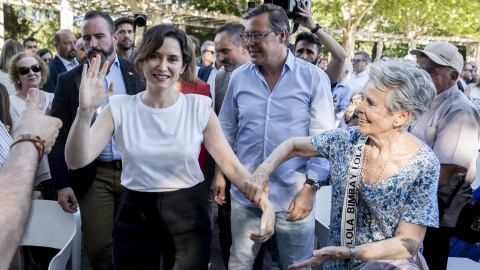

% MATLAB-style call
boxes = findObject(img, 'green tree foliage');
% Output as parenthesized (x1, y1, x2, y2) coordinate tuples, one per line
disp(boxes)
(376, 0, 480, 51)
(4, 4, 60, 53)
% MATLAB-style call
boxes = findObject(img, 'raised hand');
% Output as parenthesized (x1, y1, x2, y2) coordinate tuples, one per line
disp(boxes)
(293, 0, 316, 30)
(13, 88, 62, 154)
(79, 55, 114, 111)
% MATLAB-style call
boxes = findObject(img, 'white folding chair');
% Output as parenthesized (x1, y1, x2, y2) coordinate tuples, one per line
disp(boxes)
(20, 200, 76, 270)
(447, 257, 480, 269)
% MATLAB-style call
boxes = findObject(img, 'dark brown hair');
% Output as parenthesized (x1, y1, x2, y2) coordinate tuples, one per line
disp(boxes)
(134, 24, 190, 84)
(0, 83, 13, 134)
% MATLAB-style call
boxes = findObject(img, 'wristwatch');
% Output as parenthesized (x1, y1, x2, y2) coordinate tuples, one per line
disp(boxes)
(311, 23, 322, 34)
(347, 245, 356, 264)
(305, 179, 321, 191)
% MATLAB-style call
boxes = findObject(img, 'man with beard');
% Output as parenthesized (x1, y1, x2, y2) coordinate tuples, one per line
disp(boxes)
(48, 10, 142, 270)
(114, 17, 135, 60)
(76, 38, 87, 64)
(43, 29, 78, 93)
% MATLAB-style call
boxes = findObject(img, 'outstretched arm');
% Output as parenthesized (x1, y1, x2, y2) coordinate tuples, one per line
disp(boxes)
(65, 55, 115, 170)
(203, 109, 275, 242)
(244, 136, 320, 205)
(288, 222, 426, 269)
(295, 0, 346, 85)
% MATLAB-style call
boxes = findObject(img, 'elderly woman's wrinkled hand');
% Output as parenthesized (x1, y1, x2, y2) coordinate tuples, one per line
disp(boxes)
(247, 195, 275, 243)
(287, 246, 349, 269)
(244, 169, 270, 205)
(79, 55, 114, 111)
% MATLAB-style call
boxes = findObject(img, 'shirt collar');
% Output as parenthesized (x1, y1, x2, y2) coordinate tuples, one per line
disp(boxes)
(57, 54, 79, 68)
(251, 48, 293, 73)
(431, 84, 457, 109)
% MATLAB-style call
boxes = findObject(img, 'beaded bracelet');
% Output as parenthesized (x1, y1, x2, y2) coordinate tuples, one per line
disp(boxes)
(11, 134, 45, 162)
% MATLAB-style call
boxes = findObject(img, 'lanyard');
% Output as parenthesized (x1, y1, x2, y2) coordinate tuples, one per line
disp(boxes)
(341, 134, 368, 246)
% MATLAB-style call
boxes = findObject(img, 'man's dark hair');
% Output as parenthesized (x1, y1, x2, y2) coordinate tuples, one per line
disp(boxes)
(294, 32, 322, 55)
(244, 3, 290, 46)
(214, 22, 245, 47)
(114, 17, 134, 31)
(354, 51, 371, 63)
(83, 11, 115, 35)
(23, 37, 36, 47)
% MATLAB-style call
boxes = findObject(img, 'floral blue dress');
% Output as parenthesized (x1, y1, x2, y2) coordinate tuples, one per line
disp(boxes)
(311, 127, 440, 269)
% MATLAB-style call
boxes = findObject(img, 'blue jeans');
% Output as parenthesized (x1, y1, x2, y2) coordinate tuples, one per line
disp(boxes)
(229, 198, 315, 270)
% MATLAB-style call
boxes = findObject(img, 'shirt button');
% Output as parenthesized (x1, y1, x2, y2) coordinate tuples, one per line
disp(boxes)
(265, 137, 269, 140)
(266, 116, 270, 120)
(268, 98, 272, 101)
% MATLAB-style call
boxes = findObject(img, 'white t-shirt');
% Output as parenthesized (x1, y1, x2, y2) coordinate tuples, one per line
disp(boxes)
(109, 92, 211, 192)
(9, 91, 54, 185)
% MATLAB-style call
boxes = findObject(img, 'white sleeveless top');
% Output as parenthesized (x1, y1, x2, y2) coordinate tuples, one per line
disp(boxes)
(468, 85, 480, 111)
(109, 92, 211, 192)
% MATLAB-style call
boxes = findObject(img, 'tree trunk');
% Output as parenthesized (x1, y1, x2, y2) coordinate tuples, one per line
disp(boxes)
(342, 28, 355, 60)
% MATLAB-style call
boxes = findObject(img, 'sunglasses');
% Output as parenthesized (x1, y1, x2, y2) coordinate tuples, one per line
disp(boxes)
(351, 59, 365, 64)
(17, 64, 42, 75)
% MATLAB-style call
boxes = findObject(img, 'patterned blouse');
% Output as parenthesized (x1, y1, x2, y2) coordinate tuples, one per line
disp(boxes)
(311, 127, 440, 269)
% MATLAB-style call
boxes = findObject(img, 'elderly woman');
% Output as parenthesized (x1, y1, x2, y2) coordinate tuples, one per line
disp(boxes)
(8, 52, 52, 189)
(245, 60, 440, 269)
(65, 25, 274, 269)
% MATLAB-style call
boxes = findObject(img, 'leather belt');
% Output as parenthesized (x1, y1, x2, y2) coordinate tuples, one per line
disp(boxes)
(97, 160, 122, 170)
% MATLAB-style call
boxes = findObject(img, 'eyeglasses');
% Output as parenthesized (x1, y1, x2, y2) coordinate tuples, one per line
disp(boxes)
(464, 69, 473, 73)
(351, 59, 365, 64)
(240, 30, 275, 44)
(42, 58, 52, 63)
(204, 50, 216, 55)
(17, 64, 42, 75)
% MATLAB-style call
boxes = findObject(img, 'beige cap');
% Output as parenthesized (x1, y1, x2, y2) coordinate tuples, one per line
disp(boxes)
(410, 41, 463, 73)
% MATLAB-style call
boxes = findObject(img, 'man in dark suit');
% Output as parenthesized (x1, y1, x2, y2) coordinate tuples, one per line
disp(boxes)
(49, 11, 142, 270)
(43, 29, 79, 93)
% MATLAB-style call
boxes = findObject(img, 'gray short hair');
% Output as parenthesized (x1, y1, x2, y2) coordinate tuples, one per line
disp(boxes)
(245, 3, 290, 46)
(214, 22, 245, 47)
(201, 40, 214, 53)
(369, 59, 436, 128)
(354, 51, 371, 63)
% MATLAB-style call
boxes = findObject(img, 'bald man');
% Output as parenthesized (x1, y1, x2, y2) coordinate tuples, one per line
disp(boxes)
(43, 29, 79, 93)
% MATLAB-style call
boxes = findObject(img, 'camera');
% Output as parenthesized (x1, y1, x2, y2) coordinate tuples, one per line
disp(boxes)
(134, 13, 147, 27)
(264, 0, 305, 19)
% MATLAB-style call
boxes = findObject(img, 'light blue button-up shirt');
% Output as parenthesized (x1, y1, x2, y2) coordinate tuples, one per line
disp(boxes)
(97, 54, 127, 162)
(57, 54, 79, 71)
(219, 50, 334, 211)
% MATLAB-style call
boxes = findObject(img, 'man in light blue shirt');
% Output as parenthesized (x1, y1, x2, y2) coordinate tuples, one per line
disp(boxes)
(217, 3, 334, 269)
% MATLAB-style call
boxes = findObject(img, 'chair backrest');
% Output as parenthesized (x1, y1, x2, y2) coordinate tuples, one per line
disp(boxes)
(20, 200, 76, 269)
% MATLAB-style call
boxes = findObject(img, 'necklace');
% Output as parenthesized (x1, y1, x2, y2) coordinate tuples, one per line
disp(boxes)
(361, 132, 403, 184)
(18, 90, 45, 110)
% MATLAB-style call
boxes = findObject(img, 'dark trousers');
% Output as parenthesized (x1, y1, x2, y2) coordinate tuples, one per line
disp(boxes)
(422, 226, 455, 270)
(113, 185, 212, 270)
